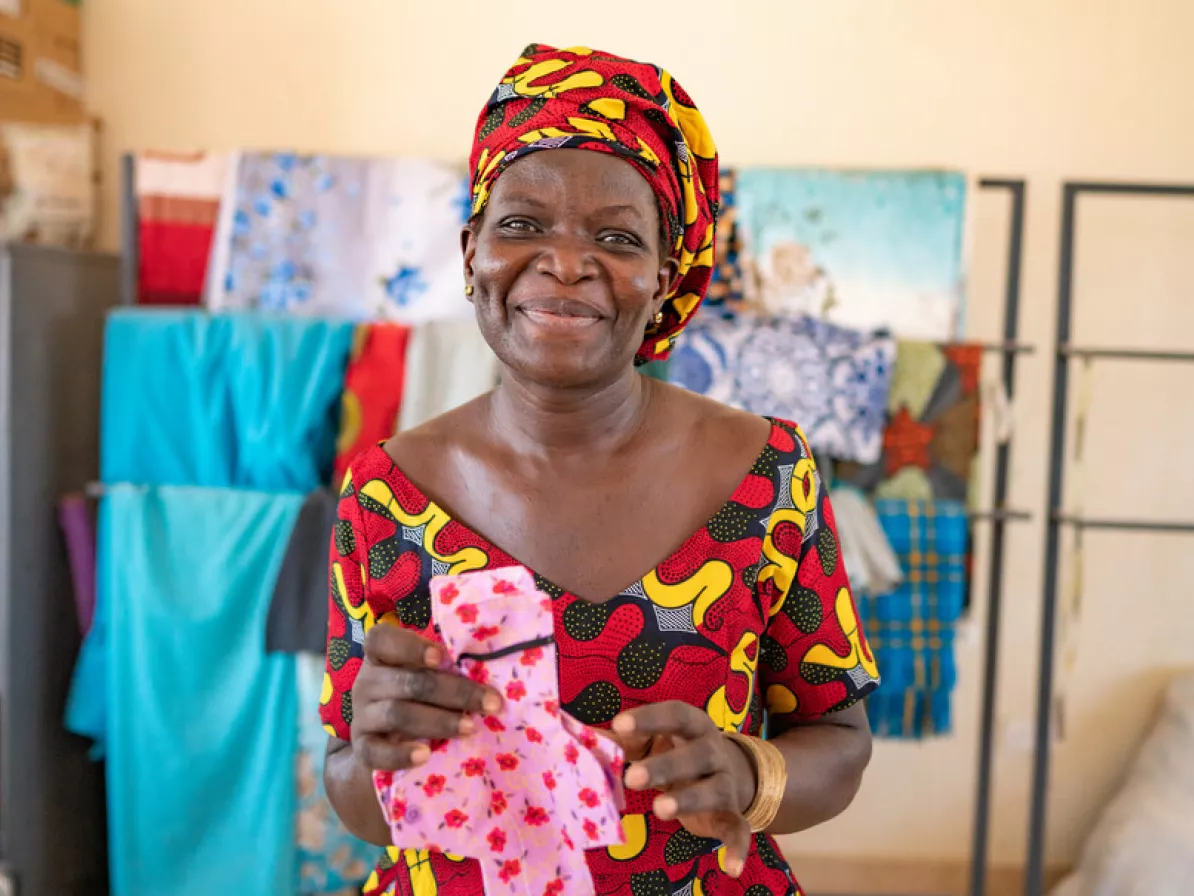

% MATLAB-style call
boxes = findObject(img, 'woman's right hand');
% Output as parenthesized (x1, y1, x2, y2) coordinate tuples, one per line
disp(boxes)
(349, 623, 503, 772)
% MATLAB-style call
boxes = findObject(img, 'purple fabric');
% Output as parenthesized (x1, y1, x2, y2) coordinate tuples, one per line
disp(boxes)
(58, 494, 97, 635)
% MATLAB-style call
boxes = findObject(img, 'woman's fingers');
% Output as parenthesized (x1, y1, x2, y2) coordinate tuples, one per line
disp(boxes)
(718, 814, 753, 878)
(612, 700, 712, 741)
(651, 772, 738, 819)
(353, 733, 432, 772)
(353, 697, 476, 741)
(363, 623, 440, 668)
(624, 738, 720, 790)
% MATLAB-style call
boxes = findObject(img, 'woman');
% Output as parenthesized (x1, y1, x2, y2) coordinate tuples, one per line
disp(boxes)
(321, 43, 880, 896)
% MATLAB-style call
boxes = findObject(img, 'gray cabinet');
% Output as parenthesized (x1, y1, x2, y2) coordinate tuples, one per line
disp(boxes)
(0, 243, 115, 894)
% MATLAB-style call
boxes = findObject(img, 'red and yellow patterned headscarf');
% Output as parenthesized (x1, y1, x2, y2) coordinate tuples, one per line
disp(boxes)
(468, 43, 720, 365)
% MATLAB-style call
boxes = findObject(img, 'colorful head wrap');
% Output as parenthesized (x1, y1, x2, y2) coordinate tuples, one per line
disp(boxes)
(468, 43, 720, 364)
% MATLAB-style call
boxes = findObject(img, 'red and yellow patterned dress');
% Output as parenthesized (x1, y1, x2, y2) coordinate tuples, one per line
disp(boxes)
(320, 418, 880, 896)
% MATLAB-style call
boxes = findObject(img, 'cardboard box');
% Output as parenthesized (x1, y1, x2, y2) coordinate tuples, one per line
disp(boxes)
(0, 119, 96, 247)
(0, 0, 84, 125)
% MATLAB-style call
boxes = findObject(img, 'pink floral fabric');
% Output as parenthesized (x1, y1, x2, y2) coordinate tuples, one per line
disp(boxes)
(373, 566, 626, 896)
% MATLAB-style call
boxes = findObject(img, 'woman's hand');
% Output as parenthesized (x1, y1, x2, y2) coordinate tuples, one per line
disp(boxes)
(350, 623, 503, 771)
(612, 702, 757, 878)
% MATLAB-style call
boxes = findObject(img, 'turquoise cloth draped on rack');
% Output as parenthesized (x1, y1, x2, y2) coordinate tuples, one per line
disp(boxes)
(100, 309, 354, 489)
(855, 498, 968, 738)
(69, 310, 354, 756)
(102, 485, 303, 896)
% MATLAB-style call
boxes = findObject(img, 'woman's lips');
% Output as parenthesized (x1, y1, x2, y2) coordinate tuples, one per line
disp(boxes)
(517, 301, 602, 330)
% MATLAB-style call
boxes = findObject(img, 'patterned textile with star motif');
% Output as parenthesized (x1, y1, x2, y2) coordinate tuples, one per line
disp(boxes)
(467, 43, 719, 366)
(373, 566, 627, 896)
(320, 418, 880, 895)
(669, 314, 897, 466)
(206, 153, 473, 323)
(833, 341, 983, 504)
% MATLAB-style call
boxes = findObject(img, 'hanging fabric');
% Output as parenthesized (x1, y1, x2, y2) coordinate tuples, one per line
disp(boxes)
(333, 323, 411, 486)
(295, 653, 377, 894)
(855, 499, 968, 738)
(829, 485, 903, 596)
(669, 314, 896, 465)
(101, 484, 303, 896)
(266, 488, 339, 655)
(100, 309, 354, 490)
(58, 493, 97, 635)
(135, 151, 231, 305)
(702, 168, 747, 315)
(735, 169, 968, 340)
(206, 153, 472, 323)
(835, 340, 984, 504)
(397, 318, 500, 430)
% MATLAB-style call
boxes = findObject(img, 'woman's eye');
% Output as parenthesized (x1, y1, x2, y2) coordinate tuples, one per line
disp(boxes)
(499, 218, 537, 233)
(600, 232, 642, 248)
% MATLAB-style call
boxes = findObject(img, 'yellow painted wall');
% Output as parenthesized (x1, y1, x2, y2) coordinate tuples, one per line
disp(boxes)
(82, 0, 1194, 871)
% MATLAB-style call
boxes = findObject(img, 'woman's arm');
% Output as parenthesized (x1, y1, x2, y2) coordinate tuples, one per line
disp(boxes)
(325, 737, 394, 847)
(762, 702, 872, 834)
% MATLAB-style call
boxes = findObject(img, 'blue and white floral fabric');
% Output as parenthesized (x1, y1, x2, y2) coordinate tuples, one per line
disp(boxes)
(206, 152, 472, 324)
(670, 314, 897, 464)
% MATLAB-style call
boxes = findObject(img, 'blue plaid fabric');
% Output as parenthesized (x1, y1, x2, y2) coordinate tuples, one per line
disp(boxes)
(856, 499, 968, 738)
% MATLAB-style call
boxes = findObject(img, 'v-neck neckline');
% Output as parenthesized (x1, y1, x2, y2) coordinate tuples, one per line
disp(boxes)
(369, 417, 781, 606)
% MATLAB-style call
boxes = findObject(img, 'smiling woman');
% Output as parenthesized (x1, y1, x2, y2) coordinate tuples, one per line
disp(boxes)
(320, 42, 881, 896)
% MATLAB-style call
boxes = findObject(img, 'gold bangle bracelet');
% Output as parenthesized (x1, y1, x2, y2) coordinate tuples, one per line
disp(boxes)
(724, 731, 788, 833)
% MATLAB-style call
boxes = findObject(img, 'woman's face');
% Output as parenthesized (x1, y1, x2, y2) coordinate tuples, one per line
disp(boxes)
(463, 150, 676, 388)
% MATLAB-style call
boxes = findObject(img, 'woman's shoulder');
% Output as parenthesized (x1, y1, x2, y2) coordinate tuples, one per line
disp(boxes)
(650, 379, 785, 463)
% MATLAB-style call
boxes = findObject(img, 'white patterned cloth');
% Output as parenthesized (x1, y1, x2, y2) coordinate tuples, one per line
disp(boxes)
(669, 314, 897, 464)
(206, 153, 472, 323)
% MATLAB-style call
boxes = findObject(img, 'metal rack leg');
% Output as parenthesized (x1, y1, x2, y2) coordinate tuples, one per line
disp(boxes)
(968, 179, 1026, 896)
(120, 153, 138, 306)
(1024, 183, 1079, 896)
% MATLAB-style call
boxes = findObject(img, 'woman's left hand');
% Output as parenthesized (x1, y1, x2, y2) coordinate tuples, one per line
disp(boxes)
(611, 702, 757, 878)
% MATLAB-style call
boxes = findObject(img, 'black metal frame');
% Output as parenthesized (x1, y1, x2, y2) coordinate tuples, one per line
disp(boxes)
(967, 178, 1030, 896)
(1026, 180, 1194, 896)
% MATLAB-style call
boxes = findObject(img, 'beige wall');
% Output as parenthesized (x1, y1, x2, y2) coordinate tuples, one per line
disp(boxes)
(82, 0, 1194, 872)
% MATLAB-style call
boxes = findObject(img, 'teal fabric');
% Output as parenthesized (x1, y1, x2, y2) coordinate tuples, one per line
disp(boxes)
(100, 309, 354, 490)
(68, 310, 352, 754)
(103, 485, 303, 896)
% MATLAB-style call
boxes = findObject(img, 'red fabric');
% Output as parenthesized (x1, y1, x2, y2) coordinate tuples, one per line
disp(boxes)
(137, 220, 214, 306)
(321, 419, 879, 896)
(332, 323, 411, 487)
(467, 43, 720, 365)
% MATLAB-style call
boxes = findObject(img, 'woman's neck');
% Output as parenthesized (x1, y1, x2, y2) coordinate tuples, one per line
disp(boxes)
(486, 367, 653, 458)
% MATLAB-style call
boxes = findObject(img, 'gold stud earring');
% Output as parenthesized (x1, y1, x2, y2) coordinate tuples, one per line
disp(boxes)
(654, 310, 664, 325)
(464, 284, 474, 297)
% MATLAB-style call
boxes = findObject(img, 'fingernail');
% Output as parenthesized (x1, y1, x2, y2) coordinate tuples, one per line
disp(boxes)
(728, 859, 744, 878)
(611, 714, 634, 734)
(410, 745, 430, 766)
(424, 647, 442, 667)
(458, 715, 476, 736)
(653, 795, 677, 819)
(624, 764, 649, 790)
(482, 693, 502, 715)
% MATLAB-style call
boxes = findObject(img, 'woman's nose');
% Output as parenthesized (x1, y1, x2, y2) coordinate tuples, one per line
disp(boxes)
(535, 233, 597, 285)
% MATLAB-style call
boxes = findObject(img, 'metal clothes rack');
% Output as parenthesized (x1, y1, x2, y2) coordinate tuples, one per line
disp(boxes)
(1025, 181, 1194, 896)
(965, 178, 1032, 896)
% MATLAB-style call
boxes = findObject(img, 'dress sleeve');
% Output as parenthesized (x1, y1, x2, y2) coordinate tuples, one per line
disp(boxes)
(319, 468, 373, 740)
(758, 425, 881, 726)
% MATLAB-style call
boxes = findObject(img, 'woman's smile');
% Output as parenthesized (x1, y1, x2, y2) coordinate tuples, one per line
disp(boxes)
(517, 298, 605, 332)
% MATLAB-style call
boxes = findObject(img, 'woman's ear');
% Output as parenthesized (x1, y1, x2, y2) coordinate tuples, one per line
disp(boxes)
(461, 224, 477, 296)
(654, 258, 680, 312)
